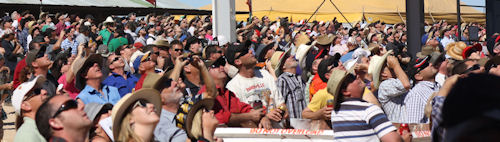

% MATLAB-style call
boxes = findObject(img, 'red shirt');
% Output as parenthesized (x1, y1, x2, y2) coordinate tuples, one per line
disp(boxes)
(199, 85, 253, 124)
(134, 73, 148, 91)
(13, 58, 26, 89)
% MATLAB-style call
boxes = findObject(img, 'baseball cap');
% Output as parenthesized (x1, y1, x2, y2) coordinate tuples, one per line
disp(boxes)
(12, 76, 46, 116)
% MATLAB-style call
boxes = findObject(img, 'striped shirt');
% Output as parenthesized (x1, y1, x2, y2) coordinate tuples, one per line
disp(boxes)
(404, 81, 440, 123)
(331, 98, 397, 142)
(277, 72, 307, 119)
(431, 96, 446, 142)
(378, 78, 409, 123)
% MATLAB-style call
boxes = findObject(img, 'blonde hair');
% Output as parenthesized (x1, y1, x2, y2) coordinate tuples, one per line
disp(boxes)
(190, 110, 203, 139)
(117, 113, 143, 142)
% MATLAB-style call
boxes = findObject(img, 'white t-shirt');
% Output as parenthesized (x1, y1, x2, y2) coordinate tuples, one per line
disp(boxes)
(226, 69, 284, 108)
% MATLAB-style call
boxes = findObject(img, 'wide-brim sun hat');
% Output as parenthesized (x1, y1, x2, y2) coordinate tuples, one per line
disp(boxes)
(275, 49, 292, 77)
(368, 50, 393, 90)
(446, 42, 467, 61)
(111, 89, 162, 141)
(316, 34, 335, 45)
(75, 54, 103, 90)
(296, 41, 317, 71)
(326, 67, 356, 108)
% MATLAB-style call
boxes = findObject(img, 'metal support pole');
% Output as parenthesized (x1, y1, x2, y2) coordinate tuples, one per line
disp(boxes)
(457, 0, 461, 41)
(406, 0, 424, 58)
(212, 0, 236, 43)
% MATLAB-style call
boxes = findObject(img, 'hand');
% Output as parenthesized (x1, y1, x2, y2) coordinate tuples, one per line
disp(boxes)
(59, 29, 66, 37)
(157, 56, 165, 68)
(323, 107, 333, 120)
(402, 128, 412, 142)
(191, 56, 205, 69)
(248, 108, 265, 122)
(386, 56, 400, 69)
(175, 56, 189, 66)
(77, 43, 85, 56)
(258, 117, 272, 129)
(266, 109, 283, 121)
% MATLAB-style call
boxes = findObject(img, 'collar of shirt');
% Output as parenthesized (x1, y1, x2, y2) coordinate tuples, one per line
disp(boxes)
(417, 81, 438, 90)
(111, 71, 132, 78)
(343, 98, 365, 102)
(281, 72, 295, 77)
(82, 85, 110, 95)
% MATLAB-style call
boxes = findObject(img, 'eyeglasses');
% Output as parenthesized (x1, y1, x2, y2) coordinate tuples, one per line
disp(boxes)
(174, 49, 183, 52)
(141, 56, 152, 63)
(463, 64, 480, 74)
(111, 57, 120, 63)
(52, 100, 79, 118)
(234, 50, 249, 60)
(132, 99, 149, 109)
(154, 51, 160, 55)
(23, 88, 42, 101)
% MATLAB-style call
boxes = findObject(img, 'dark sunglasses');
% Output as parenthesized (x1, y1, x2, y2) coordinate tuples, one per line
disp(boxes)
(141, 56, 152, 63)
(234, 50, 249, 60)
(132, 99, 149, 109)
(52, 100, 79, 118)
(463, 64, 480, 74)
(111, 57, 121, 63)
(154, 51, 160, 55)
(23, 88, 42, 101)
(174, 49, 183, 52)
(216, 50, 223, 54)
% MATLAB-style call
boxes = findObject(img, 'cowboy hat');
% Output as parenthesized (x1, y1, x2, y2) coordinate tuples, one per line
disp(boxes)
(176, 98, 215, 140)
(141, 72, 162, 89)
(316, 34, 334, 45)
(294, 32, 311, 46)
(275, 49, 292, 77)
(75, 54, 103, 90)
(111, 89, 162, 141)
(417, 45, 438, 58)
(368, 50, 393, 90)
(153, 38, 170, 48)
(103, 16, 114, 24)
(326, 67, 356, 108)
(446, 42, 467, 61)
(462, 43, 482, 60)
(270, 51, 284, 71)
(256, 42, 275, 62)
(295, 41, 318, 70)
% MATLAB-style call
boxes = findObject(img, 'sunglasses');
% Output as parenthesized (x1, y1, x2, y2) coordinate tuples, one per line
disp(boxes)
(132, 99, 149, 109)
(234, 50, 249, 60)
(52, 100, 79, 118)
(463, 64, 480, 74)
(216, 50, 223, 54)
(141, 56, 152, 63)
(154, 51, 160, 55)
(111, 57, 121, 63)
(174, 49, 183, 52)
(23, 88, 42, 101)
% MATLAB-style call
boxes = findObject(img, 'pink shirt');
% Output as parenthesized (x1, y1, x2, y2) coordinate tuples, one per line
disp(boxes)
(58, 73, 80, 99)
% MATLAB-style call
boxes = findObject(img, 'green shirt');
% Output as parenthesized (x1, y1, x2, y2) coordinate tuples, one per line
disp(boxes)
(99, 28, 112, 45)
(14, 117, 46, 142)
(108, 37, 128, 53)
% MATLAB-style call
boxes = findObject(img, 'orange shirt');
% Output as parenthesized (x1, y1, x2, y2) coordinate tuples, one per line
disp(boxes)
(309, 74, 327, 100)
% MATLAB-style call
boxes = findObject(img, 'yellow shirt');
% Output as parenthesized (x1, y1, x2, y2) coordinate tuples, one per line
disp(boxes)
(307, 88, 334, 112)
(307, 87, 374, 112)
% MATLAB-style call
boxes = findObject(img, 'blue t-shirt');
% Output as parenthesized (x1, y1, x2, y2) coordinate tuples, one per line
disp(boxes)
(76, 85, 121, 105)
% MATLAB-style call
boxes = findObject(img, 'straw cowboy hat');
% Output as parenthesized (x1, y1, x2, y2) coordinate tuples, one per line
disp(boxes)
(417, 45, 439, 58)
(316, 34, 335, 45)
(326, 67, 356, 108)
(446, 42, 467, 61)
(111, 89, 162, 141)
(103, 16, 114, 24)
(75, 54, 103, 90)
(141, 73, 162, 89)
(368, 50, 393, 90)
(462, 43, 482, 60)
(294, 32, 311, 46)
(175, 98, 215, 140)
(270, 51, 284, 71)
(275, 49, 292, 77)
(295, 41, 318, 71)
(153, 38, 170, 48)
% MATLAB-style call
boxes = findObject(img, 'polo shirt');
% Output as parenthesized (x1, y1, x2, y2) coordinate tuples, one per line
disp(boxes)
(14, 117, 46, 142)
(98, 29, 112, 45)
(57, 73, 80, 99)
(331, 98, 396, 142)
(103, 71, 139, 97)
(76, 85, 121, 105)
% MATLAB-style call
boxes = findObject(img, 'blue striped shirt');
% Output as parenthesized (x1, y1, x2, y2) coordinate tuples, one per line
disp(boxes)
(331, 98, 397, 142)
(404, 81, 439, 123)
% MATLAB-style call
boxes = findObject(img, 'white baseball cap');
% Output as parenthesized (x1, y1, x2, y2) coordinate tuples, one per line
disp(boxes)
(12, 76, 46, 116)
